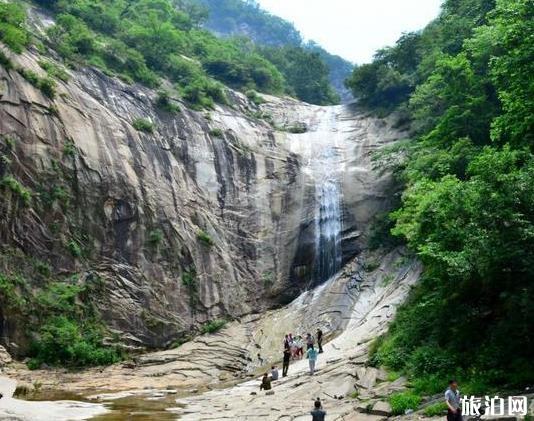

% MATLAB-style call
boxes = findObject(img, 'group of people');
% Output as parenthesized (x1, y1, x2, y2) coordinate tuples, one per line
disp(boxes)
(282, 328, 324, 376)
(258, 328, 328, 419)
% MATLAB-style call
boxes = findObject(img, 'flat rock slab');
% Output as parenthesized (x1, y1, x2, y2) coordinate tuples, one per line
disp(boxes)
(370, 401, 393, 416)
(355, 367, 378, 389)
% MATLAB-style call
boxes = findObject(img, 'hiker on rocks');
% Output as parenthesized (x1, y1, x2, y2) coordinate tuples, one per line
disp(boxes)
(282, 347, 291, 377)
(316, 328, 323, 353)
(284, 334, 290, 349)
(310, 398, 326, 421)
(306, 333, 315, 350)
(260, 373, 272, 391)
(445, 379, 462, 421)
(257, 353, 264, 366)
(271, 365, 279, 381)
(306, 345, 318, 375)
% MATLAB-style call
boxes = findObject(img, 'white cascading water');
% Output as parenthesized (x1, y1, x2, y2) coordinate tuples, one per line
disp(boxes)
(294, 107, 344, 285)
(313, 177, 342, 284)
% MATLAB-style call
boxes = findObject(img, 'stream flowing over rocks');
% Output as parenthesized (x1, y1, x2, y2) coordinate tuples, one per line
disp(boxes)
(0, 44, 421, 420)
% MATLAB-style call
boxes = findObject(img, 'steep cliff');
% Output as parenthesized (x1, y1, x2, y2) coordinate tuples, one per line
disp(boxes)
(0, 44, 403, 353)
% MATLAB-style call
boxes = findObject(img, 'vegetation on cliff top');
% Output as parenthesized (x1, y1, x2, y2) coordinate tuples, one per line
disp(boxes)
(17, 0, 338, 105)
(200, 0, 347, 103)
(357, 0, 533, 393)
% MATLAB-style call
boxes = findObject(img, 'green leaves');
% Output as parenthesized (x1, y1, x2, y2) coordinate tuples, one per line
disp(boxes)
(0, 3, 30, 53)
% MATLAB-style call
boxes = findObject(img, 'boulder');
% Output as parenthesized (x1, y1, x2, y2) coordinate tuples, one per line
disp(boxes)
(370, 401, 393, 417)
(0, 346, 12, 367)
(355, 367, 378, 389)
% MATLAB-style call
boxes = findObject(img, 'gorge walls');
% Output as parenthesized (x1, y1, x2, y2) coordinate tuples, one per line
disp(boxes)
(0, 45, 405, 352)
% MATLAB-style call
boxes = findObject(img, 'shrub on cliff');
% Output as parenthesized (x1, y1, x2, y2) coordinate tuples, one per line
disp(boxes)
(200, 319, 226, 334)
(196, 229, 214, 246)
(132, 118, 155, 133)
(1, 175, 32, 206)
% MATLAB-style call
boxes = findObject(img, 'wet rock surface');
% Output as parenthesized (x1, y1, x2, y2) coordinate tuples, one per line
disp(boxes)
(0, 376, 107, 420)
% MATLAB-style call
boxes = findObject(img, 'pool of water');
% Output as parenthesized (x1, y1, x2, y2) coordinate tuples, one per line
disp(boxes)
(21, 388, 183, 420)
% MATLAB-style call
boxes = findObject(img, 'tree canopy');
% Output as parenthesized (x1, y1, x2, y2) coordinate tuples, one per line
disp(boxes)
(362, 0, 534, 392)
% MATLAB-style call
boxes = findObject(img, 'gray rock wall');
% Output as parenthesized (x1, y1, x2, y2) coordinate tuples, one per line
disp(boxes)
(0, 46, 404, 350)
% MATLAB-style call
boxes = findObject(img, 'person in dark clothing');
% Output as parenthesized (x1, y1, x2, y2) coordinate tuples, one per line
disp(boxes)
(260, 373, 272, 391)
(445, 379, 462, 421)
(311, 398, 326, 421)
(282, 347, 291, 377)
(316, 328, 323, 353)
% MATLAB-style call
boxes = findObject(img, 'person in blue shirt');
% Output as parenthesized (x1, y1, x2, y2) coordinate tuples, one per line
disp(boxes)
(306, 345, 318, 375)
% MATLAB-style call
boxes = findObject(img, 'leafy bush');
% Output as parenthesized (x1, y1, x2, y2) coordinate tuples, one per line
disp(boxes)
(209, 128, 223, 137)
(412, 374, 446, 395)
(286, 124, 307, 134)
(18, 68, 40, 85)
(389, 392, 421, 415)
(38, 60, 70, 82)
(28, 316, 121, 369)
(132, 118, 154, 133)
(0, 258, 122, 370)
(196, 229, 214, 246)
(200, 319, 226, 334)
(0, 273, 27, 310)
(423, 402, 447, 417)
(0, 3, 30, 53)
(245, 89, 264, 105)
(17, 68, 56, 99)
(182, 268, 199, 308)
(0, 50, 13, 69)
(147, 229, 163, 247)
(155, 90, 180, 113)
(1, 175, 31, 206)
(63, 141, 76, 157)
(38, 77, 56, 98)
(67, 240, 82, 257)
(181, 76, 227, 109)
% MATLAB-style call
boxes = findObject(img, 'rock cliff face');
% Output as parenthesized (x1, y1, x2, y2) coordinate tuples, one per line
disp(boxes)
(0, 45, 404, 351)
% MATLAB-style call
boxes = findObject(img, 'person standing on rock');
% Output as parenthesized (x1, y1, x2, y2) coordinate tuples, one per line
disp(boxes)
(316, 328, 323, 353)
(260, 373, 272, 391)
(310, 398, 326, 420)
(282, 347, 291, 377)
(306, 345, 318, 375)
(284, 334, 290, 350)
(445, 380, 462, 421)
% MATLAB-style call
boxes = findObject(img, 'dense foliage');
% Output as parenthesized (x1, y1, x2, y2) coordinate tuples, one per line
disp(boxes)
(200, 0, 350, 103)
(32, 0, 290, 107)
(363, 0, 534, 393)
(259, 45, 339, 105)
(0, 3, 30, 52)
(18, 0, 343, 106)
(0, 250, 122, 369)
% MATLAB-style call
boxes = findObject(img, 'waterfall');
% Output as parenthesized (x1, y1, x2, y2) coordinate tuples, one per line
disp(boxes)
(306, 108, 344, 285)
(313, 178, 342, 284)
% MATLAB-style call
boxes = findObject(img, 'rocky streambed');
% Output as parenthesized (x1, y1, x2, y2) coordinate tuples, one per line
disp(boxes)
(1, 248, 422, 420)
